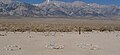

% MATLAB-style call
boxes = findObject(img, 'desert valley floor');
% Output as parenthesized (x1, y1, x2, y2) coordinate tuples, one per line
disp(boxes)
(0, 31, 120, 55)
(0, 18, 120, 55)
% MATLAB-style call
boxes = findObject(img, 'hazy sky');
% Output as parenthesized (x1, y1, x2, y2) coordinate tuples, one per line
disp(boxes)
(6, 0, 120, 6)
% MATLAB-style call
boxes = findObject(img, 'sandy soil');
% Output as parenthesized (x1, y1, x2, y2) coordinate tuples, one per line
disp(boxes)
(0, 31, 120, 55)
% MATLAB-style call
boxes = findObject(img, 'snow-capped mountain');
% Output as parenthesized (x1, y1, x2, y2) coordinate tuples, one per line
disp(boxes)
(0, 1, 120, 17)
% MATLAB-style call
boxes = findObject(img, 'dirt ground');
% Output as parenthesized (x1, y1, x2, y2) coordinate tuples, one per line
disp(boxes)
(0, 31, 120, 55)
(0, 17, 120, 55)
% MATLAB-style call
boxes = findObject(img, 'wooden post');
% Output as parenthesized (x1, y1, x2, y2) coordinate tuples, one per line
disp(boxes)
(79, 27, 81, 35)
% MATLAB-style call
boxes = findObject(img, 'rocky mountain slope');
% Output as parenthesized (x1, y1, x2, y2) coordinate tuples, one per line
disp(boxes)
(0, 1, 120, 17)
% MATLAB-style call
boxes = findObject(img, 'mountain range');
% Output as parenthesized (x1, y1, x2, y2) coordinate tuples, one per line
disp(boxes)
(0, 1, 120, 18)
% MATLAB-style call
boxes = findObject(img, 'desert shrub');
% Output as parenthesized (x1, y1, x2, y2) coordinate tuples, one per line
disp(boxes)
(114, 27, 120, 31)
(0, 21, 120, 32)
(99, 27, 114, 32)
(99, 27, 108, 32)
(83, 27, 93, 32)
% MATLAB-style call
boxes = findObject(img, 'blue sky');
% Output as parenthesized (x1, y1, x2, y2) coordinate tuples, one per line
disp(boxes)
(17, 0, 120, 6)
